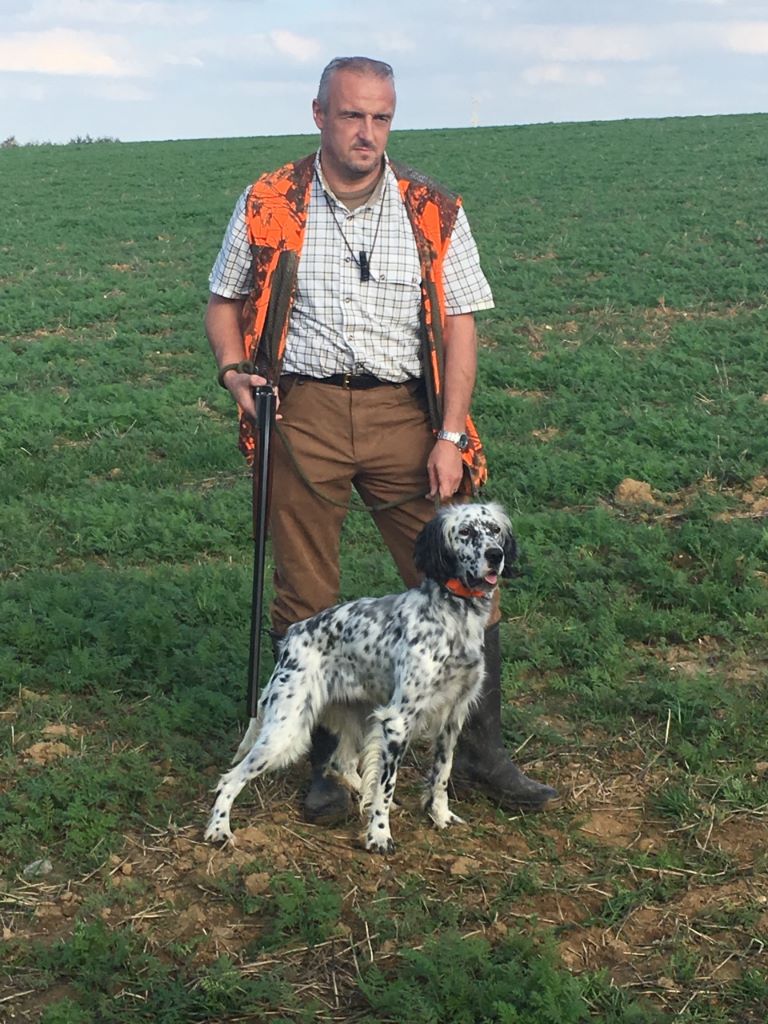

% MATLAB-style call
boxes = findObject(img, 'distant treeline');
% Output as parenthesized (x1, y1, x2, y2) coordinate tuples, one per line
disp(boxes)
(1, 134, 121, 148)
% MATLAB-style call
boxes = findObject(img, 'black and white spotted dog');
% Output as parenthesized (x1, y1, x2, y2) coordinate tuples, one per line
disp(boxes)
(204, 502, 516, 854)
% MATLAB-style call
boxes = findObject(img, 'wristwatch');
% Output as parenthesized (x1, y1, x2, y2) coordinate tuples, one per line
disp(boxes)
(436, 429, 470, 452)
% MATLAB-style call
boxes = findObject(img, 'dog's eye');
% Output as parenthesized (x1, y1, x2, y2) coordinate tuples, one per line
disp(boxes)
(458, 527, 472, 538)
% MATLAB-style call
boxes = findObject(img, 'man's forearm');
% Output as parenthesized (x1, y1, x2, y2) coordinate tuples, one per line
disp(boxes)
(205, 293, 247, 371)
(441, 313, 478, 431)
(425, 312, 477, 500)
(205, 293, 272, 421)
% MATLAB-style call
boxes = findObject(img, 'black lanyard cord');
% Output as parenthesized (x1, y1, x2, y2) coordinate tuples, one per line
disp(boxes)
(318, 171, 386, 283)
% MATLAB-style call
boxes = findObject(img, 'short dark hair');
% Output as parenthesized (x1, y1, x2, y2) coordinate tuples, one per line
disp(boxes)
(316, 56, 395, 112)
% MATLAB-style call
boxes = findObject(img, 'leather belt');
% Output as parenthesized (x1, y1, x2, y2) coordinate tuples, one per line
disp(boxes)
(282, 372, 419, 391)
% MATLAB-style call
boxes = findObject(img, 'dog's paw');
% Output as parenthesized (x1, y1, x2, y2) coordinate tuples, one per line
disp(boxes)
(366, 839, 397, 856)
(204, 812, 235, 845)
(365, 834, 396, 855)
(430, 809, 466, 830)
(423, 794, 466, 830)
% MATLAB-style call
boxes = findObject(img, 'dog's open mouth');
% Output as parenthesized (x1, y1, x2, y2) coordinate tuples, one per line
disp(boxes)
(467, 572, 498, 590)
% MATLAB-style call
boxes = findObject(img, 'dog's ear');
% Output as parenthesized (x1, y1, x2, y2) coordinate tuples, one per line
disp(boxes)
(501, 530, 518, 578)
(413, 514, 458, 581)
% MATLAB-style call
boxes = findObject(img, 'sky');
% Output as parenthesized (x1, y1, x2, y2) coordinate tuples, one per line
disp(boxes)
(1, 0, 767, 144)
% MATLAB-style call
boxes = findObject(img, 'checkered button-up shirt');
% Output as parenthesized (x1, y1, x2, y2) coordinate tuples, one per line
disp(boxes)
(209, 154, 494, 381)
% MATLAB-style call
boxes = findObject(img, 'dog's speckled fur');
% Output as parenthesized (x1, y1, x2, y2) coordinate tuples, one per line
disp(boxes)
(204, 503, 516, 854)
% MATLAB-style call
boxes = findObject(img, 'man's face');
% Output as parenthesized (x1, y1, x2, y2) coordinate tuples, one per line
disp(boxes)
(312, 69, 395, 184)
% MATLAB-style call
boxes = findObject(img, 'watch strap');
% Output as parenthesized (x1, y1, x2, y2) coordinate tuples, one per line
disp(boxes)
(437, 429, 469, 451)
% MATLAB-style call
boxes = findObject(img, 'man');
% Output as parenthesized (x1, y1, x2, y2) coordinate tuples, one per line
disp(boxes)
(205, 56, 557, 824)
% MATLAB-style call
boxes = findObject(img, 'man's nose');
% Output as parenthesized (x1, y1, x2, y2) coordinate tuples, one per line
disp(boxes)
(356, 116, 375, 138)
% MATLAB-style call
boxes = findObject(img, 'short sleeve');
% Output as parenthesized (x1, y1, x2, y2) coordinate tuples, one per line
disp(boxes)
(441, 204, 494, 315)
(208, 188, 253, 298)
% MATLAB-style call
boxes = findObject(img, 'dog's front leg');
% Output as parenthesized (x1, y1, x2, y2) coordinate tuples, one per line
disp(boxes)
(204, 761, 252, 843)
(361, 709, 407, 854)
(423, 707, 470, 830)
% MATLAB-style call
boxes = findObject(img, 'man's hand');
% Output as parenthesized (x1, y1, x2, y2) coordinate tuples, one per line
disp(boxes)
(220, 368, 281, 422)
(427, 440, 464, 502)
(204, 294, 282, 421)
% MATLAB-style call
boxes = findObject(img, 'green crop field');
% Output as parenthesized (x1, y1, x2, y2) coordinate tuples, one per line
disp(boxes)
(1, 113, 767, 1023)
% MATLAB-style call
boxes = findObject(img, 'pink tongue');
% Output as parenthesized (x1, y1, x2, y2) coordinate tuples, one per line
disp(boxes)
(485, 572, 498, 585)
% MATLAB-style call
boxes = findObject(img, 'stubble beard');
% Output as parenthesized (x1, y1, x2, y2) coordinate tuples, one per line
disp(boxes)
(343, 147, 382, 180)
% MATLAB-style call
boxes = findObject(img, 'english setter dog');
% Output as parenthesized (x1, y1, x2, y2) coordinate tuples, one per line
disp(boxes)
(205, 502, 516, 854)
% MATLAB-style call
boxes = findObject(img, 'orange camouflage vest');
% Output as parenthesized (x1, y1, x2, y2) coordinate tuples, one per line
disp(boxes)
(238, 153, 487, 495)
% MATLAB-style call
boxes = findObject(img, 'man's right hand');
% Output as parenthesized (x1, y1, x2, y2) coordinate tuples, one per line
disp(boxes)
(221, 369, 281, 421)
(205, 295, 282, 420)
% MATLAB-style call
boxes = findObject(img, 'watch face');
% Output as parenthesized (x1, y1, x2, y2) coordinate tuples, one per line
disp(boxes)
(458, 433, 469, 451)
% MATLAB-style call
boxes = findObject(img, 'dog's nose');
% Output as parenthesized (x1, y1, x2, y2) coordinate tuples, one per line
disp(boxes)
(486, 546, 503, 569)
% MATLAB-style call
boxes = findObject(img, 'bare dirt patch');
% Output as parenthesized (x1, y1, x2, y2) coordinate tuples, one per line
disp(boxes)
(3, 727, 767, 1021)
(613, 478, 663, 508)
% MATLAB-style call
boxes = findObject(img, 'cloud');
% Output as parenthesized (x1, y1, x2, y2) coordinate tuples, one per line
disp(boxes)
(464, 18, 768, 64)
(20, 0, 208, 28)
(670, 0, 731, 5)
(189, 28, 323, 70)
(522, 64, 607, 87)
(468, 24, 657, 62)
(0, 29, 142, 76)
(268, 30, 321, 62)
(532, 26, 656, 62)
(160, 52, 205, 68)
(369, 31, 418, 54)
(722, 21, 768, 53)
(97, 80, 153, 101)
(634, 63, 687, 99)
(0, 78, 47, 102)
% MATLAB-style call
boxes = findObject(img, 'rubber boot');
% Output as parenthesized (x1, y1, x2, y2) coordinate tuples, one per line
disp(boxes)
(451, 623, 558, 811)
(303, 724, 353, 825)
(270, 631, 352, 825)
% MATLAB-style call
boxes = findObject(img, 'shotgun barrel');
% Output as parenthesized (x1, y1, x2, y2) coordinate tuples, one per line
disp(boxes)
(246, 384, 277, 719)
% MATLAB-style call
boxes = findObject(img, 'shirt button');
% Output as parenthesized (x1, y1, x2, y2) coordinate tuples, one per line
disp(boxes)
(345, 297, 352, 303)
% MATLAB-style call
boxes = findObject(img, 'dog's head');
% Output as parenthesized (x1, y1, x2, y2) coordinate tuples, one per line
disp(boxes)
(413, 502, 517, 594)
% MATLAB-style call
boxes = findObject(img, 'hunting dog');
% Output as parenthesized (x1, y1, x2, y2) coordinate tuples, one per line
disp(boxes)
(204, 502, 516, 853)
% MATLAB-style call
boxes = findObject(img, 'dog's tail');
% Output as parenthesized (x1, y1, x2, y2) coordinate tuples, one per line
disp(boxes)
(358, 707, 407, 816)
(232, 661, 328, 766)
(358, 717, 381, 816)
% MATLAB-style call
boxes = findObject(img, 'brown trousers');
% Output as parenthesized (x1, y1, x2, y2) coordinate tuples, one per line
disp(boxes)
(268, 377, 499, 635)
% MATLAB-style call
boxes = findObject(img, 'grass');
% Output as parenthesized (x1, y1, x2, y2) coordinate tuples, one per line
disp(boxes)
(1, 113, 768, 1021)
